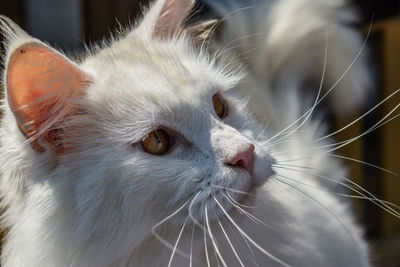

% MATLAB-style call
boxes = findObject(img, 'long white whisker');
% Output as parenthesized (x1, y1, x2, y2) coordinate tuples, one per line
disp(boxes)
(318, 89, 400, 141)
(211, 184, 255, 197)
(271, 25, 329, 144)
(326, 104, 400, 154)
(339, 195, 400, 211)
(328, 153, 398, 176)
(264, 18, 373, 145)
(270, 110, 400, 161)
(151, 197, 193, 258)
(205, 205, 228, 267)
(223, 192, 270, 228)
(201, 6, 254, 52)
(213, 196, 291, 267)
(273, 176, 364, 258)
(224, 190, 255, 209)
(274, 174, 397, 208)
(222, 216, 260, 267)
(190, 222, 195, 267)
(219, 33, 262, 55)
(204, 213, 211, 267)
(167, 216, 189, 267)
(188, 191, 203, 228)
(275, 151, 397, 176)
(273, 164, 400, 219)
(217, 218, 245, 267)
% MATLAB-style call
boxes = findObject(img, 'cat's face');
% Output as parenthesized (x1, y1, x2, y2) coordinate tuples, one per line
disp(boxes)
(2, 0, 274, 257)
(79, 33, 275, 218)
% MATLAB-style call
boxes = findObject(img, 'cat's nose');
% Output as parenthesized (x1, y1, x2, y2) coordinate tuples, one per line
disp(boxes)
(227, 144, 255, 173)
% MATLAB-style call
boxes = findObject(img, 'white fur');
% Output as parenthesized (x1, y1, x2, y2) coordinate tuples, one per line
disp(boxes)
(0, 0, 370, 266)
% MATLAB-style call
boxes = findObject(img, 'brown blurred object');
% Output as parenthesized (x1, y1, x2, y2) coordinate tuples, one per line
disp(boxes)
(371, 18, 400, 238)
(370, 18, 400, 267)
(338, 17, 400, 267)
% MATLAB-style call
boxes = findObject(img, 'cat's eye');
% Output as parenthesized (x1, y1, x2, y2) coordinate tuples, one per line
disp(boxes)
(141, 129, 170, 155)
(212, 93, 228, 119)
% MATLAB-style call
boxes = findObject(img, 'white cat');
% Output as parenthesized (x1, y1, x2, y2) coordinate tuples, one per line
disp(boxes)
(0, 0, 372, 266)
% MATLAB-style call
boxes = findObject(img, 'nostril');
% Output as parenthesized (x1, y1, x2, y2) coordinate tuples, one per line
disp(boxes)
(227, 144, 255, 173)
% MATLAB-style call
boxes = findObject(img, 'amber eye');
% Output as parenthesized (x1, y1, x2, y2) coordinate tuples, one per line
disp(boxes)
(141, 129, 170, 155)
(212, 93, 228, 119)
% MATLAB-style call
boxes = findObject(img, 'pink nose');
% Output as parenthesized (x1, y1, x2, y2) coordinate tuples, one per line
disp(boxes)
(227, 144, 255, 173)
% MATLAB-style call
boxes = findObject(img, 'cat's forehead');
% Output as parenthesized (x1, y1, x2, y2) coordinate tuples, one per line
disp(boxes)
(82, 36, 240, 139)
(84, 36, 237, 97)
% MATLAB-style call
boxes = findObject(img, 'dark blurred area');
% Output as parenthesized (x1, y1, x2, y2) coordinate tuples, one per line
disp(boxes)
(1, 0, 400, 48)
(0, 0, 399, 266)
(354, 0, 400, 24)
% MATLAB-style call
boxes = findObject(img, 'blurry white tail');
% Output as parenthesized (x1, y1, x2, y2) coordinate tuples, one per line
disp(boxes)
(203, 0, 371, 117)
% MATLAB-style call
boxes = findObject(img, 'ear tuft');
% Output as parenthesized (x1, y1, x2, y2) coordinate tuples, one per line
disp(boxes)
(0, 15, 31, 54)
(185, 19, 220, 44)
(6, 42, 91, 153)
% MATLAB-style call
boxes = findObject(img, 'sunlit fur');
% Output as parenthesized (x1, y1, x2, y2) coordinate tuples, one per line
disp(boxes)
(0, 0, 372, 266)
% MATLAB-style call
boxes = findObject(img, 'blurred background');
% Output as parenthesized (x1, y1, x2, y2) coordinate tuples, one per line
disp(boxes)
(0, 0, 399, 266)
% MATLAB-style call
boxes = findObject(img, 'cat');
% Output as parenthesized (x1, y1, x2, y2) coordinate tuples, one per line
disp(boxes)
(0, 0, 377, 266)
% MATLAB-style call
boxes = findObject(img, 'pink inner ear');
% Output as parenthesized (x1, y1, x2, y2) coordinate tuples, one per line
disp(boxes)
(6, 42, 90, 152)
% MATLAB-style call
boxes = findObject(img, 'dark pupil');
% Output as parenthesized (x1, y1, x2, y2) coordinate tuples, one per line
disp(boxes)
(154, 130, 161, 143)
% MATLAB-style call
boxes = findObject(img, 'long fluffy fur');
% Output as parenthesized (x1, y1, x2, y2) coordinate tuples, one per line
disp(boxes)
(0, 0, 372, 266)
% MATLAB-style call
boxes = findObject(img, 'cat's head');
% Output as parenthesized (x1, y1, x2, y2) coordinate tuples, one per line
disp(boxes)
(1, 0, 274, 261)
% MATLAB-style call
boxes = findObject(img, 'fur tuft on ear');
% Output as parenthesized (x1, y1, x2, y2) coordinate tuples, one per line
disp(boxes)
(136, 0, 195, 39)
(4, 40, 91, 153)
(0, 16, 32, 57)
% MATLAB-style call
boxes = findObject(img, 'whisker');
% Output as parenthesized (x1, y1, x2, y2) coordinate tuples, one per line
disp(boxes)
(275, 151, 398, 176)
(222, 216, 260, 267)
(273, 176, 364, 259)
(327, 153, 398, 176)
(214, 45, 257, 62)
(326, 104, 400, 154)
(264, 18, 373, 146)
(190, 223, 195, 267)
(167, 216, 189, 267)
(204, 212, 211, 267)
(205, 205, 228, 267)
(218, 33, 262, 56)
(339, 195, 400, 211)
(211, 184, 256, 197)
(217, 217, 245, 267)
(213, 195, 291, 267)
(201, 6, 254, 52)
(275, 174, 397, 209)
(188, 191, 204, 228)
(224, 190, 255, 209)
(269, 110, 400, 160)
(317, 89, 400, 142)
(223, 192, 271, 229)
(273, 164, 400, 219)
(151, 197, 193, 258)
(270, 25, 329, 144)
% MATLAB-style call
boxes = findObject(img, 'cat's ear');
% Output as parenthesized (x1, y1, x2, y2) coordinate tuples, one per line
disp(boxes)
(136, 0, 195, 38)
(136, 0, 215, 40)
(3, 25, 91, 153)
